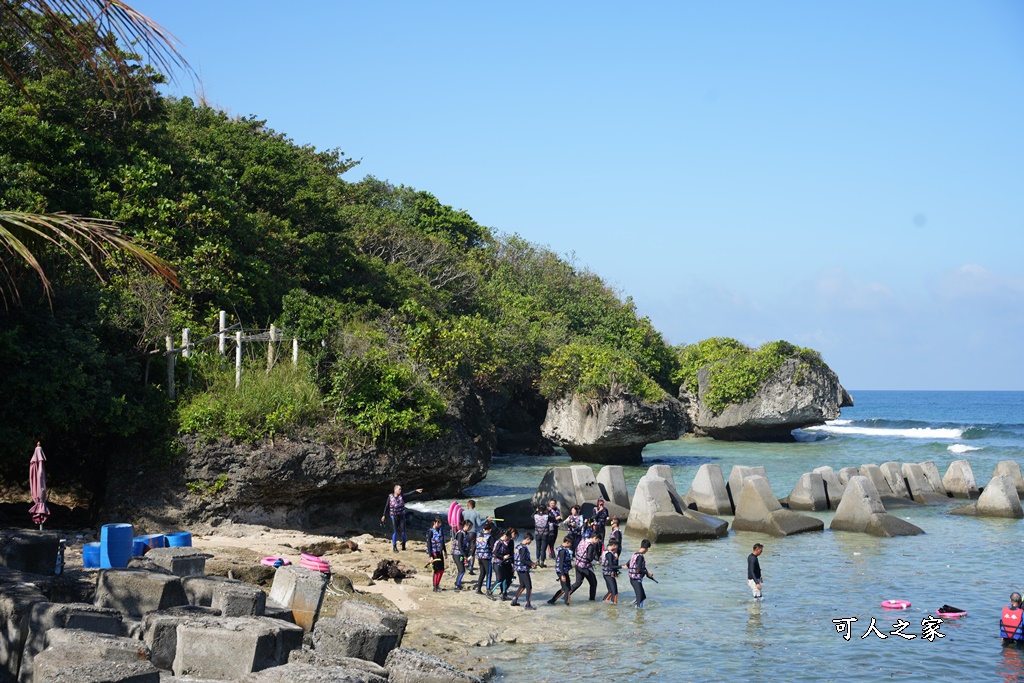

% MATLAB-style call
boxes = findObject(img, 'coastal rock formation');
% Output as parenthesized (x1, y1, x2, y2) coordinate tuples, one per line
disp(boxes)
(829, 476, 925, 537)
(686, 358, 853, 441)
(540, 393, 688, 465)
(684, 464, 732, 516)
(943, 460, 980, 499)
(731, 476, 824, 536)
(948, 475, 1024, 519)
(626, 471, 727, 542)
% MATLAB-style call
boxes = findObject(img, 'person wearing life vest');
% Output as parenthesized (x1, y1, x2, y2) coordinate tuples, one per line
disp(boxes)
(532, 506, 550, 568)
(425, 517, 447, 592)
(381, 484, 423, 552)
(601, 540, 621, 603)
(452, 519, 473, 590)
(1002, 592, 1024, 644)
(474, 522, 495, 594)
(546, 499, 562, 560)
(592, 498, 610, 549)
(489, 529, 514, 601)
(608, 517, 623, 557)
(511, 533, 538, 609)
(546, 537, 574, 605)
(628, 539, 654, 608)
(564, 506, 584, 551)
(568, 535, 601, 601)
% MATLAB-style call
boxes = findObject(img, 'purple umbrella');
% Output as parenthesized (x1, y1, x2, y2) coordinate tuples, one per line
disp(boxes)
(29, 443, 49, 529)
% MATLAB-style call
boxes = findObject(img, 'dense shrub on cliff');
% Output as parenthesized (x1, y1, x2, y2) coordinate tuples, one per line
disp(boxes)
(674, 338, 824, 413)
(0, 20, 678, 476)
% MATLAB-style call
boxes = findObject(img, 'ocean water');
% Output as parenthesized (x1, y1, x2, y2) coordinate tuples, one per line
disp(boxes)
(415, 391, 1024, 683)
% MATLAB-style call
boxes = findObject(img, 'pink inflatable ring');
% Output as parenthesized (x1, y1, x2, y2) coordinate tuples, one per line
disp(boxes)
(881, 599, 911, 610)
(300, 553, 330, 573)
(260, 557, 291, 567)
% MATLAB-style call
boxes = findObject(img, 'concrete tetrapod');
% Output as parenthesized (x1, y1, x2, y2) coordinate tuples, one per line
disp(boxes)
(626, 474, 727, 542)
(942, 460, 980, 499)
(991, 461, 1024, 498)
(837, 467, 859, 486)
(947, 475, 1024, 519)
(786, 472, 829, 512)
(596, 465, 631, 509)
(880, 462, 911, 499)
(731, 475, 824, 537)
(829, 476, 924, 537)
(684, 464, 732, 516)
(919, 461, 948, 496)
(900, 463, 949, 504)
(725, 465, 768, 514)
(812, 466, 846, 510)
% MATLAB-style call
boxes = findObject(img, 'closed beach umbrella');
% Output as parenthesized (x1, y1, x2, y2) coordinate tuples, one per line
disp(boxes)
(28, 442, 49, 529)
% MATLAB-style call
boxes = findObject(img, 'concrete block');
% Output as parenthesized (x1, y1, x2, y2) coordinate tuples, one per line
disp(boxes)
(812, 466, 846, 509)
(385, 647, 484, 683)
(569, 465, 601, 505)
(183, 576, 266, 617)
(145, 548, 211, 578)
(859, 465, 893, 496)
(0, 581, 47, 680)
(289, 648, 389, 682)
(530, 467, 578, 514)
(919, 461, 948, 496)
(992, 461, 1024, 497)
(948, 475, 1024, 519)
(308, 616, 400, 667)
(830, 476, 924, 537)
(901, 463, 949, 504)
(685, 464, 732, 515)
(787, 472, 828, 511)
(20, 602, 122, 683)
(267, 566, 328, 632)
(172, 616, 303, 679)
(142, 606, 220, 671)
(732, 476, 823, 536)
(337, 600, 407, 647)
(626, 474, 682, 534)
(94, 569, 188, 617)
(33, 655, 159, 683)
(837, 467, 859, 485)
(726, 466, 768, 513)
(237, 661, 387, 682)
(647, 465, 677, 490)
(596, 465, 631, 509)
(41, 627, 150, 665)
(880, 462, 911, 498)
(0, 531, 60, 576)
(943, 460, 980, 499)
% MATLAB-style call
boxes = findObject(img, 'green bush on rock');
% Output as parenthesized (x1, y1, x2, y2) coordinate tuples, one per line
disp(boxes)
(540, 342, 667, 403)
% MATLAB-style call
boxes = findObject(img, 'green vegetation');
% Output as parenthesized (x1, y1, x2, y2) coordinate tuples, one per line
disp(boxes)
(674, 338, 823, 414)
(0, 8, 682, 482)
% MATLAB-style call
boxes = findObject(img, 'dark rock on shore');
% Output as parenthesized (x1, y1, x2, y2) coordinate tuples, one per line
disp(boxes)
(540, 394, 688, 465)
(685, 358, 852, 441)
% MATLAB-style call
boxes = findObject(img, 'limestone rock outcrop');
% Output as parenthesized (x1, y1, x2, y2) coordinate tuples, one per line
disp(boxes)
(731, 476, 824, 536)
(541, 393, 688, 465)
(829, 476, 924, 537)
(686, 358, 853, 441)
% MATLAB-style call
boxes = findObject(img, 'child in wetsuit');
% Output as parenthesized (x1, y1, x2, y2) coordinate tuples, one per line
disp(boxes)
(628, 539, 655, 608)
(546, 537, 574, 605)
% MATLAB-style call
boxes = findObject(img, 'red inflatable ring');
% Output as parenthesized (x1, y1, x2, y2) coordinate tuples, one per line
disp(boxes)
(881, 599, 911, 610)
(260, 556, 291, 567)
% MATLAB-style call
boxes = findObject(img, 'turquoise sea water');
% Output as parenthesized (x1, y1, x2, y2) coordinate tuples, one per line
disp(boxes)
(416, 391, 1024, 683)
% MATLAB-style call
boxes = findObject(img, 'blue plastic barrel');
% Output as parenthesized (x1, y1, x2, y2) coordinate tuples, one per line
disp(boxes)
(132, 534, 166, 556)
(165, 531, 192, 547)
(100, 523, 133, 568)
(82, 542, 101, 569)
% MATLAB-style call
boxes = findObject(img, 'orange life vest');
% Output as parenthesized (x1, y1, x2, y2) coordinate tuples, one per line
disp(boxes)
(1001, 606, 1023, 640)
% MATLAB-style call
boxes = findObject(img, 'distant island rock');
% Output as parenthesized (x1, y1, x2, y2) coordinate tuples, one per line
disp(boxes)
(541, 393, 689, 465)
(683, 357, 853, 441)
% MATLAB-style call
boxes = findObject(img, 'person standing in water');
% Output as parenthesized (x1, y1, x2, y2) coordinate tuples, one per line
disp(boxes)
(1002, 592, 1024, 645)
(601, 540, 621, 603)
(627, 539, 654, 608)
(747, 543, 764, 600)
(546, 536, 574, 605)
(381, 484, 423, 552)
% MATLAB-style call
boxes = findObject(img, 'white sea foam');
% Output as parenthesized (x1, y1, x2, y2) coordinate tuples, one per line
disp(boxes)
(948, 444, 982, 454)
(802, 424, 963, 439)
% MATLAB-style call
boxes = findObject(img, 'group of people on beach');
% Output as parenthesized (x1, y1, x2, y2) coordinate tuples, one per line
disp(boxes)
(383, 485, 653, 609)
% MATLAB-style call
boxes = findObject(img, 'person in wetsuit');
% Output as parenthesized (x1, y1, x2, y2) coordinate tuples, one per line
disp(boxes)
(628, 539, 654, 608)
(532, 506, 550, 567)
(425, 517, 446, 592)
(591, 498, 610, 549)
(546, 537, 574, 605)
(608, 517, 623, 557)
(474, 522, 495, 594)
(601, 540, 621, 603)
(381, 484, 423, 552)
(546, 499, 562, 560)
(1002, 592, 1024, 645)
(452, 519, 473, 590)
(462, 499, 487, 575)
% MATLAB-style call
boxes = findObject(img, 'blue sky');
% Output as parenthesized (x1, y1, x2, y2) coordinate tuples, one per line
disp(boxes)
(133, 1, 1024, 390)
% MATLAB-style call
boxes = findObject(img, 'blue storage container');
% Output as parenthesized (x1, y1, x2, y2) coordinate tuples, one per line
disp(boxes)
(82, 542, 101, 569)
(165, 531, 192, 547)
(132, 534, 166, 556)
(100, 523, 133, 568)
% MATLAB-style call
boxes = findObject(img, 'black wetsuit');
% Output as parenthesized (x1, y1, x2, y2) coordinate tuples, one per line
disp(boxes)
(547, 545, 573, 604)
(569, 539, 599, 601)
(601, 548, 620, 600)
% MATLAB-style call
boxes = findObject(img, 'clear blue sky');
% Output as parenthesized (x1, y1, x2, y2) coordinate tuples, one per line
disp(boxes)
(133, 1, 1024, 391)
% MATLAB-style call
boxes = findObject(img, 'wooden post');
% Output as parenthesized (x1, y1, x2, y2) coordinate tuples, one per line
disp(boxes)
(182, 328, 191, 359)
(235, 331, 243, 389)
(166, 335, 175, 400)
(292, 338, 299, 365)
(267, 325, 278, 372)
(218, 310, 227, 355)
